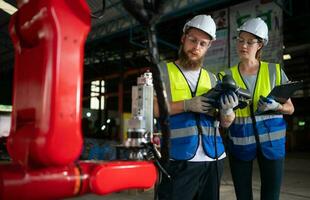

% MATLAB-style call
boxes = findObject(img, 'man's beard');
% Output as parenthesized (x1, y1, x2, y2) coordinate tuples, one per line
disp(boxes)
(178, 45, 204, 70)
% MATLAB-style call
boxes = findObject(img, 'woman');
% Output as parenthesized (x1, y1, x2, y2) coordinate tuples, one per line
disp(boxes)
(219, 17, 294, 200)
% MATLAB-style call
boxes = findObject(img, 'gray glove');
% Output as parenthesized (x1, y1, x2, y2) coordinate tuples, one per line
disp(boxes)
(220, 92, 238, 115)
(184, 96, 213, 113)
(257, 96, 281, 112)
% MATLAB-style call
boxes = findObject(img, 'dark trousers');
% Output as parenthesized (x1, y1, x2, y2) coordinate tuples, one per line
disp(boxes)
(157, 159, 224, 200)
(229, 152, 284, 200)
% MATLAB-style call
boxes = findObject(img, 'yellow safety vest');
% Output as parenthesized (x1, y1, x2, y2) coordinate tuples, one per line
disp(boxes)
(160, 62, 225, 160)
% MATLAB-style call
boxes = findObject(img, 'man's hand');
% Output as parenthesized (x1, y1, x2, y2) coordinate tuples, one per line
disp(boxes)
(184, 96, 213, 113)
(220, 92, 238, 115)
(257, 96, 281, 112)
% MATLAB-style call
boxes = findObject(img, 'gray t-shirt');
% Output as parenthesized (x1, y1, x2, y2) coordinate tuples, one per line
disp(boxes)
(242, 69, 289, 95)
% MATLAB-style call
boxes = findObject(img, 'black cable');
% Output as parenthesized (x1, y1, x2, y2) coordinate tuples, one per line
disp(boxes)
(147, 25, 171, 163)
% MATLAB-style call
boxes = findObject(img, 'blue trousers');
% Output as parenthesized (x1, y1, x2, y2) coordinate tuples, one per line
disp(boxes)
(229, 152, 284, 200)
(157, 159, 224, 200)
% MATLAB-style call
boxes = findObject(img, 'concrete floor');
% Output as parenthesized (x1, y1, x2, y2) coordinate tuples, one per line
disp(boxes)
(66, 152, 310, 200)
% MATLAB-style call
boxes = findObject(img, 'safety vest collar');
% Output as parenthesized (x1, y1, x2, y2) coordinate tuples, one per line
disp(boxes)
(166, 62, 213, 101)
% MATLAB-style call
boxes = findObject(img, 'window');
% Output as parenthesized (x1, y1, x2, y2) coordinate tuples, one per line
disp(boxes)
(90, 80, 105, 110)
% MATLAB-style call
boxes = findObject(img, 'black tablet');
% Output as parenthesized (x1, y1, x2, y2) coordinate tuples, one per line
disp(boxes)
(267, 81, 303, 103)
(255, 81, 303, 115)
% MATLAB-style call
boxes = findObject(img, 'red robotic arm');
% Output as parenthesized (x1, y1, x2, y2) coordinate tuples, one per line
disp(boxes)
(7, 0, 89, 167)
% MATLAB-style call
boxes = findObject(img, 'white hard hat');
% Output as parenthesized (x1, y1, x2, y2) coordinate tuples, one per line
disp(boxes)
(237, 17, 268, 45)
(183, 15, 216, 40)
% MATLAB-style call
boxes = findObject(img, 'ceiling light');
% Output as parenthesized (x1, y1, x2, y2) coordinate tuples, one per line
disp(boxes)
(0, 0, 17, 15)
(86, 112, 92, 117)
(283, 54, 291, 60)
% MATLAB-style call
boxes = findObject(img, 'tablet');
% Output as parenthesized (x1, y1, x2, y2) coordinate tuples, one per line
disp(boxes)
(255, 81, 303, 115)
(267, 81, 303, 103)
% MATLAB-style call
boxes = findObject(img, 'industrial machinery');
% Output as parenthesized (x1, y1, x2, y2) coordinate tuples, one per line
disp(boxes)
(123, 71, 154, 159)
(122, 0, 171, 163)
(126, 72, 154, 148)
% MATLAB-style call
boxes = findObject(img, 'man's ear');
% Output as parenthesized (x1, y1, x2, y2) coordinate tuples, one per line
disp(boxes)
(181, 34, 185, 44)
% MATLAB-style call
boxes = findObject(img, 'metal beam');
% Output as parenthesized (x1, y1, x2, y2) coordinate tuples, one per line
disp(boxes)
(87, 0, 228, 43)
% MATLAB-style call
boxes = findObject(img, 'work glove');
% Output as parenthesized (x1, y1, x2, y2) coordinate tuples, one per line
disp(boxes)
(184, 96, 213, 113)
(257, 96, 281, 112)
(220, 92, 239, 115)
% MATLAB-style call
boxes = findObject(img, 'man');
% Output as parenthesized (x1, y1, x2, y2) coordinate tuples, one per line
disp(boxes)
(154, 15, 238, 200)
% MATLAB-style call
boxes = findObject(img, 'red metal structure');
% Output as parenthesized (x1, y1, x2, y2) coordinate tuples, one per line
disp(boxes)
(0, 0, 157, 199)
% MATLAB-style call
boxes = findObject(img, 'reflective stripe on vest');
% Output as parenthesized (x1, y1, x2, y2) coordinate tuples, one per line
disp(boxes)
(162, 62, 225, 160)
(220, 61, 286, 160)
